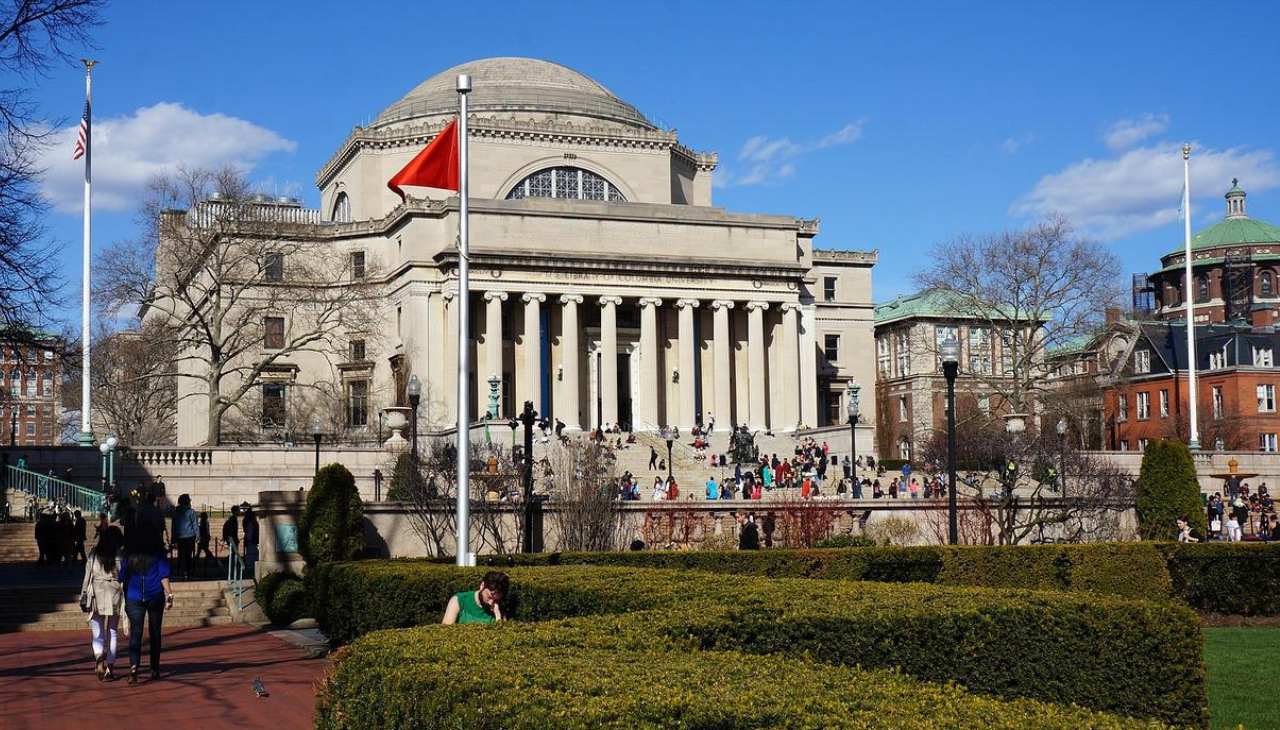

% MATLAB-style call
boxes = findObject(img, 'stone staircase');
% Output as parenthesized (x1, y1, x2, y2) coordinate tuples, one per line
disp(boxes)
(0, 522, 38, 563)
(0, 580, 241, 633)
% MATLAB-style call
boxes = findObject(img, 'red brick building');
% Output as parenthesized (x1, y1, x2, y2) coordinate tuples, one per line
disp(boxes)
(1105, 318, 1280, 452)
(0, 338, 65, 446)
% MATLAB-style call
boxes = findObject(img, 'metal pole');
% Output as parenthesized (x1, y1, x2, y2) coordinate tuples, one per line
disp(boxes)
(313, 433, 321, 476)
(1183, 144, 1200, 450)
(521, 401, 536, 553)
(79, 60, 98, 447)
(1059, 431, 1067, 498)
(411, 400, 420, 463)
(849, 415, 858, 487)
(455, 74, 472, 566)
(945, 363, 958, 545)
(666, 439, 673, 482)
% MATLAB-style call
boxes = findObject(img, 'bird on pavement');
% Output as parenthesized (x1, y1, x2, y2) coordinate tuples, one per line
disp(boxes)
(253, 676, 269, 697)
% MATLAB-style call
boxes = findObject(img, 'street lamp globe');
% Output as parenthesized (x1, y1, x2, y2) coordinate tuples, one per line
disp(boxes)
(1056, 419, 1067, 436)
(105, 436, 118, 450)
(312, 418, 323, 437)
(846, 378, 861, 419)
(99, 443, 109, 455)
(940, 336, 960, 366)
(406, 374, 422, 402)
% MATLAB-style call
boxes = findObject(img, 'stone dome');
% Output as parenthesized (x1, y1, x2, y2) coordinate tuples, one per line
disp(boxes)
(372, 57, 655, 131)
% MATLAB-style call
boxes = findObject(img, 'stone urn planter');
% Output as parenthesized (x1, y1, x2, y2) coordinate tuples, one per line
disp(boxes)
(382, 407, 411, 448)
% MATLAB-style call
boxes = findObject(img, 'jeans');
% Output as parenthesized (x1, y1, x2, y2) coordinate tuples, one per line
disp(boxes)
(125, 597, 165, 669)
(176, 537, 196, 577)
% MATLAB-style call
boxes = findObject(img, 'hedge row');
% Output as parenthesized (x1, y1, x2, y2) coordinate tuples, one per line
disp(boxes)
(308, 563, 1207, 727)
(318, 621, 1174, 730)
(470, 541, 1280, 614)
(254, 572, 306, 626)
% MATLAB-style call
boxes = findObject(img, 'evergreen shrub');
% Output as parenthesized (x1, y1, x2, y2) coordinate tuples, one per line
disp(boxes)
(1136, 440, 1206, 540)
(298, 463, 365, 567)
(257, 571, 306, 626)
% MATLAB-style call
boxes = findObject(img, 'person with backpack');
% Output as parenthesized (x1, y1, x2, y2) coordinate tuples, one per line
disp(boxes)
(171, 494, 199, 581)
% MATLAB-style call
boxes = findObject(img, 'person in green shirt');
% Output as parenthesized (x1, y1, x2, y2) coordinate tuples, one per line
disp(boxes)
(442, 571, 509, 624)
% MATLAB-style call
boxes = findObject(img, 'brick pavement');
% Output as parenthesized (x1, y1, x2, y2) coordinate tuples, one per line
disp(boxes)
(0, 625, 328, 730)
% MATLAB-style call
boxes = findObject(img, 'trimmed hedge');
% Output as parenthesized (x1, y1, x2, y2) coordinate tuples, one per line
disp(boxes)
(299, 463, 365, 567)
(308, 563, 1208, 727)
(318, 622, 1175, 730)
(255, 571, 307, 626)
(1137, 440, 1206, 540)
(466, 541, 1280, 615)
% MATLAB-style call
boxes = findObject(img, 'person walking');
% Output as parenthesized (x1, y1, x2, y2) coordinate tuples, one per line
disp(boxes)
(196, 512, 216, 576)
(119, 528, 173, 684)
(648, 447, 658, 471)
(171, 494, 199, 580)
(82, 525, 127, 681)
(241, 504, 259, 575)
(73, 510, 88, 564)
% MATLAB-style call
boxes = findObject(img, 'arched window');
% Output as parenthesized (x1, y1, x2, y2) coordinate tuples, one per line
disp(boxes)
(1263, 271, 1274, 298)
(332, 192, 351, 223)
(505, 166, 626, 202)
(1196, 275, 1209, 303)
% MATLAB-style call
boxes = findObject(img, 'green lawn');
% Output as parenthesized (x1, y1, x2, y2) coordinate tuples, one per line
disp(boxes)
(1204, 627, 1280, 730)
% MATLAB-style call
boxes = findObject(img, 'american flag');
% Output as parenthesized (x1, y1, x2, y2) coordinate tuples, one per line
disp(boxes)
(72, 99, 90, 161)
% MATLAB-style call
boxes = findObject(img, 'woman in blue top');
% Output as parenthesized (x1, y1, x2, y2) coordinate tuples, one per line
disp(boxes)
(119, 500, 172, 685)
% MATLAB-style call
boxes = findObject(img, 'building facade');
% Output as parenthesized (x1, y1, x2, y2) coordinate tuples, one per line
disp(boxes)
(1105, 317, 1280, 452)
(873, 289, 1027, 460)
(162, 58, 876, 446)
(0, 338, 64, 446)
(1148, 180, 1280, 326)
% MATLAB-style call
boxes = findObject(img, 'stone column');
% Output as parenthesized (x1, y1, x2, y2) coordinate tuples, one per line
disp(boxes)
(598, 295, 622, 427)
(522, 293, 545, 413)
(559, 294, 583, 430)
(745, 301, 770, 430)
(780, 302, 801, 430)
(483, 291, 507, 418)
(637, 297, 663, 429)
(442, 291, 458, 423)
(710, 300, 735, 429)
(799, 304, 819, 428)
(675, 299, 700, 429)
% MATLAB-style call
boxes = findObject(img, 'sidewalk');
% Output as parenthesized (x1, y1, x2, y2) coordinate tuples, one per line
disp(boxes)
(0, 625, 328, 730)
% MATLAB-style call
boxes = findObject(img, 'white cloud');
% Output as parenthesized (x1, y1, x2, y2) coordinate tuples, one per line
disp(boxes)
(38, 102, 296, 214)
(1012, 143, 1280, 239)
(717, 121, 863, 187)
(1103, 113, 1169, 152)
(1001, 133, 1035, 154)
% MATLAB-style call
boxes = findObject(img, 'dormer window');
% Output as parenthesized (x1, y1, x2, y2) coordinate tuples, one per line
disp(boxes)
(505, 167, 626, 202)
(1134, 350, 1151, 374)
(1254, 346, 1273, 367)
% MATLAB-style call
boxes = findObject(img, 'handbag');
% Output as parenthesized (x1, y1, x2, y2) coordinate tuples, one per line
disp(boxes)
(1210, 518, 1222, 533)
(79, 551, 94, 613)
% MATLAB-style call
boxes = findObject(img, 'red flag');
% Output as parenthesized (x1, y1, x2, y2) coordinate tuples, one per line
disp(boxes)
(387, 119, 459, 201)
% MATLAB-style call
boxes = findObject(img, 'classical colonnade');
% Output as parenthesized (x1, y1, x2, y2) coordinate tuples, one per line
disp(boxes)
(425, 290, 818, 433)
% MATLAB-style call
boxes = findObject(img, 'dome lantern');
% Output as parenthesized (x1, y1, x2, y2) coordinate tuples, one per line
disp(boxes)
(1225, 178, 1248, 220)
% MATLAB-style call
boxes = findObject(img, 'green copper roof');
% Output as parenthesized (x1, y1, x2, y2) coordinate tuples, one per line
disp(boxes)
(874, 289, 1007, 325)
(1167, 216, 1280, 256)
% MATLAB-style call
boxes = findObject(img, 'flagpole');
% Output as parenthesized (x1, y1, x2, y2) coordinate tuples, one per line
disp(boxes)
(1183, 143, 1200, 450)
(78, 59, 98, 447)
(455, 74, 472, 566)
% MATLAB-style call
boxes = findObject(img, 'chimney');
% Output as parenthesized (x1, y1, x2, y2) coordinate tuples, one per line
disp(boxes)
(1105, 307, 1122, 324)
(1251, 306, 1275, 330)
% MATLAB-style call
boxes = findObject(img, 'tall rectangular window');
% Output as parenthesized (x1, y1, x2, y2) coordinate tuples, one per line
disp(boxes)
(824, 334, 840, 363)
(823, 276, 837, 302)
(1258, 384, 1276, 413)
(935, 325, 958, 372)
(1118, 394, 1129, 422)
(1213, 385, 1224, 419)
(1138, 438, 1149, 451)
(1262, 433, 1279, 452)
(351, 251, 366, 280)
(262, 383, 286, 427)
(1254, 346, 1274, 367)
(347, 379, 369, 427)
(1159, 389, 1169, 417)
(895, 331, 910, 376)
(877, 338, 891, 377)
(898, 396, 908, 423)
(264, 252, 284, 282)
(967, 326, 991, 374)
(264, 316, 285, 349)
(1137, 391, 1150, 420)
(350, 339, 366, 362)
(1134, 350, 1151, 373)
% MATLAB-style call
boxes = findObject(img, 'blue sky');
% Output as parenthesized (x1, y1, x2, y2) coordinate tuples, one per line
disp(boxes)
(28, 0, 1280, 325)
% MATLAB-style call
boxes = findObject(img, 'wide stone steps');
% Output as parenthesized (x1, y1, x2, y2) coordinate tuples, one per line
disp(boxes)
(0, 580, 243, 633)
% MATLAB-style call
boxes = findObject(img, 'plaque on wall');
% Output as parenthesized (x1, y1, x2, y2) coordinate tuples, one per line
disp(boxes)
(275, 523, 299, 554)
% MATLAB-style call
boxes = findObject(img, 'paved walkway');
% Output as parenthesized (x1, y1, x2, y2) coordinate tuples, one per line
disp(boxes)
(0, 625, 328, 730)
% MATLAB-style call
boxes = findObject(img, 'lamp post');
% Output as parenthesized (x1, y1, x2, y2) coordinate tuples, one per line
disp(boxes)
(105, 436, 118, 493)
(98, 442, 109, 492)
(1056, 418, 1067, 498)
(660, 425, 676, 482)
(407, 374, 422, 462)
(508, 418, 518, 449)
(311, 419, 323, 476)
(845, 378, 861, 488)
(517, 400, 539, 553)
(940, 336, 960, 545)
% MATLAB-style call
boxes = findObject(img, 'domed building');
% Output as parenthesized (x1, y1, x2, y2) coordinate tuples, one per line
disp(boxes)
(1148, 180, 1280, 325)
(163, 58, 877, 447)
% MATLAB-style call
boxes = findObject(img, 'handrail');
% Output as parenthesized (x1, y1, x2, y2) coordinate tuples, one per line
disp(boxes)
(5, 465, 104, 514)
(226, 539, 245, 612)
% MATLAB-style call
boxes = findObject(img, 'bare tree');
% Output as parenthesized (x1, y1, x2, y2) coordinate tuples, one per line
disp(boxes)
(0, 1, 106, 336)
(86, 321, 178, 445)
(917, 218, 1124, 416)
(96, 167, 384, 445)
(550, 440, 623, 552)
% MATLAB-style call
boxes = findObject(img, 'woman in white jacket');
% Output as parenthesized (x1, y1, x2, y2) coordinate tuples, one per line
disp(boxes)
(81, 525, 127, 680)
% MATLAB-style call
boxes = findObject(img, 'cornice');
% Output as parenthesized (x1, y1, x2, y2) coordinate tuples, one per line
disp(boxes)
(813, 248, 878, 265)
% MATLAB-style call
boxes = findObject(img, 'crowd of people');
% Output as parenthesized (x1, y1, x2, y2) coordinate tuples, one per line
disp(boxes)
(1205, 483, 1279, 541)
